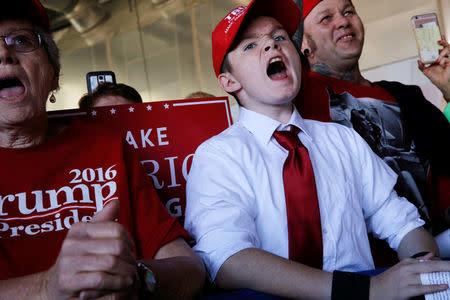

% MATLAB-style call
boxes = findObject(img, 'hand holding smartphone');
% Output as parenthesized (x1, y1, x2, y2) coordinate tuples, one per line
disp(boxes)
(86, 71, 116, 94)
(411, 13, 443, 64)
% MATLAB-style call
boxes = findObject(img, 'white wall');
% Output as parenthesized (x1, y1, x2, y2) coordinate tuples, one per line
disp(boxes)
(357, 0, 440, 70)
(356, 0, 448, 109)
(362, 58, 443, 108)
(438, 0, 450, 39)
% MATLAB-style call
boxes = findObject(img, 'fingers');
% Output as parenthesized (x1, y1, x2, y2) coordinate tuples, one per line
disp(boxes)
(79, 289, 137, 300)
(61, 238, 135, 264)
(55, 244, 137, 294)
(93, 200, 120, 223)
(408, 283, 449, 297)
(372, 259, 450, 299)
(415, 252, 436, 260)
(66, 221, 134, 252)
(78, 290, 106, 300)
(398, 259, 450, 287)
(436, 38, 450, 64)
(57, 272, 134, 298)
(399, 258, 450, 274)
(59, 254, 137, 276)
(58, 226, 137, 290)
(437, 56, 450, 68)
(417, 60, 425, 70)
(55, 252, 136, 296)
(437, 47, 450, 62)
(61, 271, 134, 292)
(411, 259, 450, 274)
(439, 35, 449, 48)
(53, 201, 138, 297)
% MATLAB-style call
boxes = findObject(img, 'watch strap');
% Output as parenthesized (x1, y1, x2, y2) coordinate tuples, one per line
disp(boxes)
(137, 262, 156, 294)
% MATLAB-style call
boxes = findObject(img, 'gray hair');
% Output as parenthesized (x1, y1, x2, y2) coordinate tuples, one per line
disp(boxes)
(34, 25, 60, 86)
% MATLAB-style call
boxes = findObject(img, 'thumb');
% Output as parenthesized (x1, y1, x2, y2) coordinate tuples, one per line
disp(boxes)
(418, 60, 426, 72)
(92, 200, 119, 223)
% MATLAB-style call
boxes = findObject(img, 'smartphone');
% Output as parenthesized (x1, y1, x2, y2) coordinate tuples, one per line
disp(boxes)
(411, 13, 443, 64)
(86, 71, 116, 94)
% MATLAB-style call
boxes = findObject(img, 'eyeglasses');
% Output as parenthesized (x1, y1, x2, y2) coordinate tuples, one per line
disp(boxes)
(0, 29, 42, 53)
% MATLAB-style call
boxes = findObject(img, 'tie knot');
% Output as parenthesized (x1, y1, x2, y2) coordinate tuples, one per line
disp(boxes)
(273, 126, 302, 150)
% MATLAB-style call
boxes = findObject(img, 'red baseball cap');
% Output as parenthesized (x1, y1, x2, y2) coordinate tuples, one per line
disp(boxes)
(303, 0, 353, 19)
(212, 0, 301, 77)
(1, 0, 50, 33)
(303, 0, 322, 19)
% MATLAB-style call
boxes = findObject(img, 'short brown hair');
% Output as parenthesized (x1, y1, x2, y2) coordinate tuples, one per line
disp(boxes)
(78, 83, 142, 109)
(185, 91, 215, 99)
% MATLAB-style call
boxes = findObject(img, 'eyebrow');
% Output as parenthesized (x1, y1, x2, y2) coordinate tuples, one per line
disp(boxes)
(343, 2, 355, 10)
(316, 2, 355, 16)
(240, 25, 285, 41)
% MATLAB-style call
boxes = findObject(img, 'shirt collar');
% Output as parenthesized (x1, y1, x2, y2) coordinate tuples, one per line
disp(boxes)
(239, 106, 313, 145)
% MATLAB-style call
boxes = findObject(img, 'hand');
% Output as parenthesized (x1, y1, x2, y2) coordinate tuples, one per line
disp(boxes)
(369, 253, 450, 300)
(45, 200, 138, 300)
(418, 36, 450, 102)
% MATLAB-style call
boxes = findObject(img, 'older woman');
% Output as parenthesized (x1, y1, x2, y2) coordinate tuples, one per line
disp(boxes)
(0, 1, 204, 299)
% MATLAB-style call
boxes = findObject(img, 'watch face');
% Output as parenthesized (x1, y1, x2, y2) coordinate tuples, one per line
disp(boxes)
(138, 262, 156, 293)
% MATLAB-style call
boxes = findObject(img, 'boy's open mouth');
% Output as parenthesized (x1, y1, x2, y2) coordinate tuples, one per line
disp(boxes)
(267, 57, 287, 79)
(0, 77, 25, 100)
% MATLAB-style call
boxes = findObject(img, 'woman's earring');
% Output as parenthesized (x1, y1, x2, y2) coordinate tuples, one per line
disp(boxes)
(49, 92, 56, 103)
(303, 49, 310, 57)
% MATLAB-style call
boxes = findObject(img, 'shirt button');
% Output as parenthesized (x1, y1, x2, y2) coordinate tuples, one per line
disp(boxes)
(323, 229, 327, 234)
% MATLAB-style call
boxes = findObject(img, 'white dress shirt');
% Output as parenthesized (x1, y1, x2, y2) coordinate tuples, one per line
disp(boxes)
(185, 107, 424, 280)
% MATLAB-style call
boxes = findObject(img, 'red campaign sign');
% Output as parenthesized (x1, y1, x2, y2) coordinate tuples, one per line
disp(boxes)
(48, 97, 232, 223)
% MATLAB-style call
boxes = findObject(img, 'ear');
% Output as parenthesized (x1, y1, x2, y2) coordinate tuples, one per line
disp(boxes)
(301, 39, 311, 58)
(50, 74, 59, 91)
(218, 72, 241, 94)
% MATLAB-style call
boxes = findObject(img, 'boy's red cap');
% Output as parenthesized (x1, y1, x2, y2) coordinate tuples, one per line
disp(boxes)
(212, 0, 301, 77)
(303, 0, 322, 19)
(1, 0, 50, 33)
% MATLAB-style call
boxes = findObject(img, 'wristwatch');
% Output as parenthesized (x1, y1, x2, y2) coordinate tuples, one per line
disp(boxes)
(137, 262, 156, 294)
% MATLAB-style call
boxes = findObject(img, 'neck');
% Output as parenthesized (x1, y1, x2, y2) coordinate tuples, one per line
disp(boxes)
(270, 105, 293, 124)
(0, 119, 48, 149)
(237, 90, 295, 124)
(244, 103, 294, 124)
(310, 61, 370, 86)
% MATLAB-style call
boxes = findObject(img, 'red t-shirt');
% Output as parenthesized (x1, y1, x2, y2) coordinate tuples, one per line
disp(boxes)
(0, 119, 189, 279)
(297, 71, 397, 122)
(296, 70, 417, 166)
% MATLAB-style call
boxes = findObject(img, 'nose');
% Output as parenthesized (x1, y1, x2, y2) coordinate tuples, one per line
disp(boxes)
(0, 39, 17, 65)
(264, 39, 279, 52)
(335, 13, 351, 29)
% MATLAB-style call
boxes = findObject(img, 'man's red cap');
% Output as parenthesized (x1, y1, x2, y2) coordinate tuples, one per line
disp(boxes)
(303, 0, 353, 19)
(211, 0, 301, 77)
(1, 0, 50, 33)
(303, 0, 322, 19)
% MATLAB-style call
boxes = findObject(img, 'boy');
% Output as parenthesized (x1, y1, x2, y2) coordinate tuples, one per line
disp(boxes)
(185, 0, 450, 299)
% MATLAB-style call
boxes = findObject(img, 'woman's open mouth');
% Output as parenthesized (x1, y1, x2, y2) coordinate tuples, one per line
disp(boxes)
(0, 77, 25, 101)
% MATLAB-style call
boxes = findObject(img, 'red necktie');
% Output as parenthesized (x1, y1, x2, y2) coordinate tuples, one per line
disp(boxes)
(273, 126, 323, 268)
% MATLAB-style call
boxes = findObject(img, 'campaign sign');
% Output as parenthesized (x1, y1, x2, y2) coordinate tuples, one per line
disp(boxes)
(48, 97, 232, 223)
